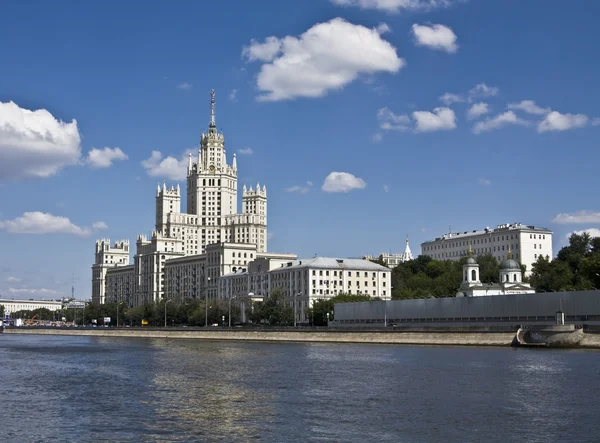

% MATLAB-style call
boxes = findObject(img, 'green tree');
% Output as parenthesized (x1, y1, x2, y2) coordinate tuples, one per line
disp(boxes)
(253, 289, 293, 325)
(476, 254, 500, 284)
(0, 304, 4, 319)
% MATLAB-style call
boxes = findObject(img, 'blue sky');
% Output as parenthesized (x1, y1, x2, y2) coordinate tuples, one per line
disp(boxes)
(1, 0, 599, 300)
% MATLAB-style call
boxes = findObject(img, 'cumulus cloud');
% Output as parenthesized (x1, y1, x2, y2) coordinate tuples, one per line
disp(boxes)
(0, 101, 81, 180)
(141, 150, 193, 180)
(238, 148, 253, 155)
(177, 83, 192, 90)
(377, 107, 411, 131)
(567, 228, 600, 240)
(413, 107, 456, 132)
(467, 102, 490, 120)
(372, 133, 383, 143)
(331, 0, 455, 13)
(0, 212, 97, 237)
(242, 18, 404, 101)
(228, 89, 238, 101)
(468, 83, 499, 101)
(85, 147, 128, 168)
(411, 24, 458, 53)
(439, 93, 464, 105)
(383, 184, 390, 192)
(552, 210, 600, 224)
(286, 181, 313, 194)
(472, 111, 528, 134)
(538, 111, 588, 133)
(92, 221, 108, 230)
(508, 100, 550, 115)
(478, 177, 491, 186)
(322, 172, 367, 193)
(5, 276, 20, 282)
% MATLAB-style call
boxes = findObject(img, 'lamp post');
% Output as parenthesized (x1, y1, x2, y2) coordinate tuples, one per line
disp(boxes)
(326, 312, 329, 325)
(228, 295, 237, 328)
(205, 277, 211, 327)
(294, 292, 302, 327)
(164, 299, 172, 328)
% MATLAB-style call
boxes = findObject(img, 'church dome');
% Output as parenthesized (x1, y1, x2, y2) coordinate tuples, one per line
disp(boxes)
(500, 258, 520, 271)
(466, 257, 477, 265)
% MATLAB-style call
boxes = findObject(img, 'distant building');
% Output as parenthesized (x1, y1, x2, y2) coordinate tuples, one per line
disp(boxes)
(421, 223, 552, 276)
(0, 299, 63, 315)
(365, 237, 414, 267)
(219, 256, 392, 324)
(456, 248, 535, 297)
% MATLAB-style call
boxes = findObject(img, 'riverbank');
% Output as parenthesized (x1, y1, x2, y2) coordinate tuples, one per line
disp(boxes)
(5, 326, 600, 348)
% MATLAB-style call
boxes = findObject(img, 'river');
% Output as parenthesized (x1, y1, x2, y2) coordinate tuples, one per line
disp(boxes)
(1, 334, 599, 442)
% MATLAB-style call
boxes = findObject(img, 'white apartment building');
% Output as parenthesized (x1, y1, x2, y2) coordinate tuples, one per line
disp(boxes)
(219, 257, 392, 324)
(421, 223, 553, 276)
(93, 90, 269, 306)
(0, 298, 63, 315)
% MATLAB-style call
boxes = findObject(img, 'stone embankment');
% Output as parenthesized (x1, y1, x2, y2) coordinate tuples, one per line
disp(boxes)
(5, 326, 600, 348)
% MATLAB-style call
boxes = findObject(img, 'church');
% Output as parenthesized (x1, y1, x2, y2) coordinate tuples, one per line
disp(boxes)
(456, 246, 535, 297)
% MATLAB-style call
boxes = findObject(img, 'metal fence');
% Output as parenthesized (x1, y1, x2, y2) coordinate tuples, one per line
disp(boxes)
(334, 291, 600, 324)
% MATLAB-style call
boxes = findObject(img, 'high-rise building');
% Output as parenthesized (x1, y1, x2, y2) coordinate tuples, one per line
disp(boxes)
(93, 90, 268, 306)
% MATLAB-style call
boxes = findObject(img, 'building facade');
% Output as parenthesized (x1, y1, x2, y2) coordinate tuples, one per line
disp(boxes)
(219, 257, 392, 324)
(0, 299, 63, 315)
(421, 223, 552, 275)
(93, 89, 269, 306)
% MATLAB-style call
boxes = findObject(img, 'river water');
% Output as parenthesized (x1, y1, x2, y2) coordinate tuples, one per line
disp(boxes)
(1, 335, 599, 442)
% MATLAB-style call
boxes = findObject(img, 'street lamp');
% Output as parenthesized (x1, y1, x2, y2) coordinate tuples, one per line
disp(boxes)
(205, 276, 211, 327)
(294, 292, 302, 327)
(326, 312, 329, 325)
(164, 299, 172, 328)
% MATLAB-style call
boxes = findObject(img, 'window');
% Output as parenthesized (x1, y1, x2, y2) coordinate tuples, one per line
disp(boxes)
(471, 269, 476, 281)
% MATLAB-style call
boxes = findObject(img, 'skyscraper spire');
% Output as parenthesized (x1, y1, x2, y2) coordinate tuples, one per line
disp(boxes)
(209, 89, 216, 130)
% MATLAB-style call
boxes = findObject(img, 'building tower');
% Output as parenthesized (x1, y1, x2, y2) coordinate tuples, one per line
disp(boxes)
(91, 239, 130, 304)
(155, 182, 181, 235)
(241, 183, 268, 251)
(401, 236, 414, 262)
(462, 244, 480, 286)
(499, 244, 522, 283)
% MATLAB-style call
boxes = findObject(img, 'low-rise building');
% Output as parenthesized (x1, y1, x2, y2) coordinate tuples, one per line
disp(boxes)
(219, 256, 392, 324)
(0, 298, 63, 315)
(365, 238, 414, 267)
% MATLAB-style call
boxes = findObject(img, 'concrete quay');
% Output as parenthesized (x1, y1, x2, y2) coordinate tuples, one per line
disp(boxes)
(5, 326, 600, 348)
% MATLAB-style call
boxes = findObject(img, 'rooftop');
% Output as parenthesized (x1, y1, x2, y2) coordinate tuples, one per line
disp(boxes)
(271, 257, 391, 272)
(423, 223, 552, 243)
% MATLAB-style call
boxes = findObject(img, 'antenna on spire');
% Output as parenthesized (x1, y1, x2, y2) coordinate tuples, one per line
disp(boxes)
(468, 241, 473, 257)
(209, 89, 216, 128)
(507, 241, 513, 259)
(71, 273, 75, 300)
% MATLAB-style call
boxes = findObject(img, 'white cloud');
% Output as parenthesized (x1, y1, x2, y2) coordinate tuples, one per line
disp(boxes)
(0, 101, 81, 180)
(141, 150, 192, 180)
(411, 24, 458, 53)
(286, 181, 313, 194)
(507, 100, 550, 115)
(238, 147, 253, 155)
(0, 212, 94, 237)
(552, 211, 600, 224)
(85, 147, 128, 168)
(242, 18, 404, 101)
(377, 107, 411, 131)
(538, 111, 588, 133)
(177, 83, 192, 90)
(228, 89, 238, 102)
(5, 276, 20, 282)
(567, 228, 600, 239)
(322, 172, 367, 193)
(413, 107, 456, 132)
(478, 177, 491, 186)
(383, 184, 390, 192)
(331, 0, 454, 13)
(592, 118, 600, 126)
(8, 287, 59, 295)
(467, 102, 490, 120)
(372, 133, 383, 143)
(468, 83, 499, 101)
(439, 93, 464, 105)
(92, 221, 108, 230)
(242, 36, 282, 62)
(472, 111, 528, 134)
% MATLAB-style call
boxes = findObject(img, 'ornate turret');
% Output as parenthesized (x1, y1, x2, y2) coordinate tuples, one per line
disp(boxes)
(402, 236, 414, 261)
(500, 243, 522, 283)
(462, 241, 480, 286)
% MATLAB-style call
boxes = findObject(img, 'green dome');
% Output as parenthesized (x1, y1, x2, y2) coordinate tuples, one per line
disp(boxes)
(500, 258, 520, 270)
